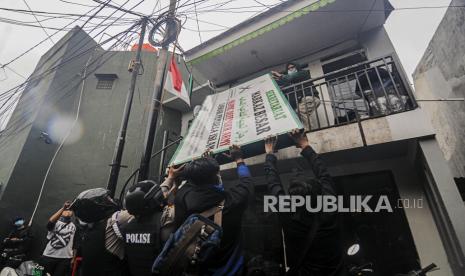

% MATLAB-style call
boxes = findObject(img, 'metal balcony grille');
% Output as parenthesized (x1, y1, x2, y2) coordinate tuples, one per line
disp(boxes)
(280, 56, 416, 133)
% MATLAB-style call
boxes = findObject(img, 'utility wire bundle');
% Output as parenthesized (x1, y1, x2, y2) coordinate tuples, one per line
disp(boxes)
(2, 0, 464, 136)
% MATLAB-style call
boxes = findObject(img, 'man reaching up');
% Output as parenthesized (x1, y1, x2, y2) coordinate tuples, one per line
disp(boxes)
(263, 130, 345, 276)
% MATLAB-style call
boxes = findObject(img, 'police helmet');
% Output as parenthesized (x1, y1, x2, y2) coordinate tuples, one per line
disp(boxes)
(124, 180, 165, 216)
(70, 188, 119, 223)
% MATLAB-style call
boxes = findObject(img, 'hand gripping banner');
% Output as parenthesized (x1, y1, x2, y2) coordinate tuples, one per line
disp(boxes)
(170, 74, 303, 165)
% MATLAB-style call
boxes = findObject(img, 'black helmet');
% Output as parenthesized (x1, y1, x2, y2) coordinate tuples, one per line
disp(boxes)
(70, 188, 119, 223)
(125, 180, 165, 216)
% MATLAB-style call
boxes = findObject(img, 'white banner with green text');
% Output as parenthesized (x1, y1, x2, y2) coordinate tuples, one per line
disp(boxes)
(170, 74, 303, 165)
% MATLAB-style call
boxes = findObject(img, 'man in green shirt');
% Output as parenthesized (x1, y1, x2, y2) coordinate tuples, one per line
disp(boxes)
(272, 63, 321, 131)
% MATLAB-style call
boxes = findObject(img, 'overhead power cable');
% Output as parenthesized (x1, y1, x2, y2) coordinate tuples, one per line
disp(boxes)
(0, 7, 120, 19)
(0, 0, 141, 95)
(27, 26, 142, 225)
(0, 2, 105, 70)
(58, 0, 99, 8)
(2, 3, 463, 20)
(0, 0, 141, 96)
(179, 5, 465, 14)
(92, 0, 145, 17)
(0, 20, 140, 103)
(0, 0, 141, 129)
(4, 66, 27, 79)
(0, 17, 82, 31)
(0, 0, 148, 132)
(0, 15, 137, 29)
(21, 0, 55, 44)
(1, 0, 223, 100)
(0, 23, 139, 141)
(193, 0, 202, 43)
(2, 29, 139, 137)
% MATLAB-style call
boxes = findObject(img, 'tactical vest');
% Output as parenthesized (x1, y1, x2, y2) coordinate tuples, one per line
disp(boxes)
(121, 211, 162, 276)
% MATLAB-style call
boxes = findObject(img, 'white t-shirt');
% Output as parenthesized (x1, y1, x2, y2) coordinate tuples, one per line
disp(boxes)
(43, 221, 76, 259)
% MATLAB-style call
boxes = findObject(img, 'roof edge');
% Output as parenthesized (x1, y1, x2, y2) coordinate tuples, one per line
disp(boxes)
(186, 0, 339, 64)
(185, 0, 300, 58)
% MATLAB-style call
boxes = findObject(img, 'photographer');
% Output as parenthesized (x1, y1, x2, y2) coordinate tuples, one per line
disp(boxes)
(38, 201, 76, 276)
(263, 130, 345, 276)
(173, 145, 253, 274)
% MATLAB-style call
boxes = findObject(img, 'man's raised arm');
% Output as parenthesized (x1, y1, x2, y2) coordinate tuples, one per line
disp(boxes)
(288, 129, 336, 195)
(263, 136, 285, 196)
(224, 145, 253, 210)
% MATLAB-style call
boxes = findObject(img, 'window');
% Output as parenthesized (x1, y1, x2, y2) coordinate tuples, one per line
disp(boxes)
(321, 50, 367, 77)
(95, 73, 118, 90)
(96, 79, 114, 89)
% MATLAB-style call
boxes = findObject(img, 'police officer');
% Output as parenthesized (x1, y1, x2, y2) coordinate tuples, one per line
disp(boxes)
(121, 180, 166, 276)
(70, 188, 124, 276)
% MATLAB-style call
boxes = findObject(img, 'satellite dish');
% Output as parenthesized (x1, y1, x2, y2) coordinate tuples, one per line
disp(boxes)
(347, 244, 360, 256)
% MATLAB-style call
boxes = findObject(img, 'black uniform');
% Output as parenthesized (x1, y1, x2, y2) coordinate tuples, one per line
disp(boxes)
(0, 226, 32, 268)
(173, 162, 253, 273)
(80, 220, 127, 276)
(264, 146, 345, 276)
(120, 211, 162, 276)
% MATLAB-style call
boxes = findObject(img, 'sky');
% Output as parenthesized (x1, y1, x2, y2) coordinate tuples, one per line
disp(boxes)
(0, 0, 453, 129)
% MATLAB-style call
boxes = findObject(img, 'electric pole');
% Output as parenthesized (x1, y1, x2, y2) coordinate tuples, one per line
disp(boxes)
(138, 0, 178, 181)
(107, 17, 148, 197)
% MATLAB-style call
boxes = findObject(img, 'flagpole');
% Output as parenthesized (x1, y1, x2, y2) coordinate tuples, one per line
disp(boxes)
(138, 0, 179, 181)
(106, 17, 148, 198)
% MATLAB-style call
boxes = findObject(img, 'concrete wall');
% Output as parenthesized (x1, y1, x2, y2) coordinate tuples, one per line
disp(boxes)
(0, 27, 95, 199)
(328, 142, 452, 275)
(360, 26, 395, 60)
(419, 138, 465, 275)
(180, 25, 413, 140)
(0, 31, 183, 255)
(219, 108, 434, 171)
(0, 28, 101, 253)
(220, 140, 452, 275)
(413, 0, 465, 178)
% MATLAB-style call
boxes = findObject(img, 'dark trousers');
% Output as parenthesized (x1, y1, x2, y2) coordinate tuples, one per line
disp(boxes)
(38, 255, 71, 276)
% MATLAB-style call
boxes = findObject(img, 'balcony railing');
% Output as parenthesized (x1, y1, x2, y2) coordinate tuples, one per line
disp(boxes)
(280, 56, 416, 134)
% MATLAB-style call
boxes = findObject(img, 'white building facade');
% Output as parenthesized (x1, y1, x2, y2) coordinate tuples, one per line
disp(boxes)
(163, 0, 465, 275)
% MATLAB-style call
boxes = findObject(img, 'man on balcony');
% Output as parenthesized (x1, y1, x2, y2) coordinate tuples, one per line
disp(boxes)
(272, 63, 320, 131)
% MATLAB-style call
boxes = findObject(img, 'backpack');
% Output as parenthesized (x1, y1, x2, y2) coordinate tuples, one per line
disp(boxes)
(152, 200, 225, 276)
(159, 185, 177, 244)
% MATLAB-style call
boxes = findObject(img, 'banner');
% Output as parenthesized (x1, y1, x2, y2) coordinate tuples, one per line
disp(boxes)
(169, 74, 303, 165)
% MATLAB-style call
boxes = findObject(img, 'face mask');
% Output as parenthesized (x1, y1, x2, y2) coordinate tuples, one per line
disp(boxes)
(287, 68, 298, 75)
(14, 220, 24, 227)
(60, 216, 71, 223)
